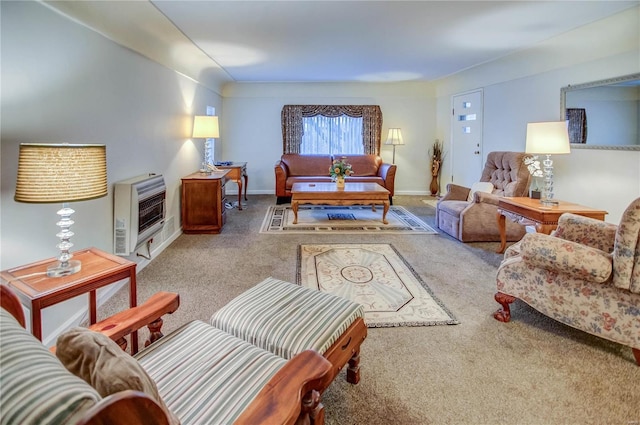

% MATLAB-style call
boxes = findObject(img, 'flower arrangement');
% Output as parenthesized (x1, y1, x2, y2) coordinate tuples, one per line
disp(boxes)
(524, 155, 543, 178)
(329, 157, 353, 180)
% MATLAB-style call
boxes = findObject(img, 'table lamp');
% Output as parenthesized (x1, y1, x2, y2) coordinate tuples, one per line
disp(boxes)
(14, 143, 108, 277)
(525, 121, 571, 206)
(384, 128, 404, 164)
(192, 115, 219, 172)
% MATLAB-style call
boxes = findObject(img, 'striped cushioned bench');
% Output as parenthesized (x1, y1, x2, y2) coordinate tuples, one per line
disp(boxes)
(211, 277, 367, 385)
(135, 320, 287, 424)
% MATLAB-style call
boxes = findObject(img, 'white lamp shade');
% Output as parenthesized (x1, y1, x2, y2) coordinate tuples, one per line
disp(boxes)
(385, 128, 404, 146)
(14, 143, 108, 203)
(192, 116, 220, 138)
(525, 121, 571, 154)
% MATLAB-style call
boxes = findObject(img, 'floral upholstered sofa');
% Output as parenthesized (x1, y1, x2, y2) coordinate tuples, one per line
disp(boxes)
(494, 197, 640, 365)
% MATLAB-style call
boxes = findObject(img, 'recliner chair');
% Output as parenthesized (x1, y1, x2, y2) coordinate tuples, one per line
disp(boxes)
(436, 151, 532, 242)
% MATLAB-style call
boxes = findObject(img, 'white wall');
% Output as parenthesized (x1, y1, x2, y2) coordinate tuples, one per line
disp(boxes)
(221, 82, 436, 196)
(1, 1, 222, 344)
(435, 7, 640, 223)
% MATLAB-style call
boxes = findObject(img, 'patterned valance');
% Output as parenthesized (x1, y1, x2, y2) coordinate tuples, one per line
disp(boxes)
(281, 105, 382, 154)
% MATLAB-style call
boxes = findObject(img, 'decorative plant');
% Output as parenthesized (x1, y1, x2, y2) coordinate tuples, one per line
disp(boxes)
(329, 157, 353, 180)
(524, 155, 543, 194)
(429, 139, 446, 196)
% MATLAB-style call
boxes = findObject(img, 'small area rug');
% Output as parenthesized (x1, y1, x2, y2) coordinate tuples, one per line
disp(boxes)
(297, 243, 459, 327)
(260, 205, 438, 234)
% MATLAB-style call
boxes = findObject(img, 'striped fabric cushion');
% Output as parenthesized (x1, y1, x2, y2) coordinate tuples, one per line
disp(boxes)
(0, 309, 100, 425)
(134, 320, 286, 424)
(210, 277, 365, 359)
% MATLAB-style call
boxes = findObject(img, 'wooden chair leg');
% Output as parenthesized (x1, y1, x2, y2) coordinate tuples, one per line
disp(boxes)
(633, 348, 640, 366)
(145, 317, 164, 347)
(346, 349, 361, 384)
(493, 292, 516, 322)
(295, 390, 324, 425)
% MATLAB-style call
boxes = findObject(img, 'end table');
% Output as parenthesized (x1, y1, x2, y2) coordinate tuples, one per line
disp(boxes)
(1, 247, 138, 351)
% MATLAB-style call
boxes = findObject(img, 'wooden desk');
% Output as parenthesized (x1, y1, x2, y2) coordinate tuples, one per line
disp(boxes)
(291, 182, 390, 224)
(215, 162, 248, 210)
(1, 247, 138, 350)
(496, 197, 607, 253)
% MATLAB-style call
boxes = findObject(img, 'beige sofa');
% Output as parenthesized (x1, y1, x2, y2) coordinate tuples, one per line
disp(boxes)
(274, 154, 397, 204)
(435, 151, 532, 242)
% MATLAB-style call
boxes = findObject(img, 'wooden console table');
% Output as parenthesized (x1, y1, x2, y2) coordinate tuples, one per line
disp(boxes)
(496, 197, 607, 253)
(1, 247, 138, 350)
(214, 162, 248, 210)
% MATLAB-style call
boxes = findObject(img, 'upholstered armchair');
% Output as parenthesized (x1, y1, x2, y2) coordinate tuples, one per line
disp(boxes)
(436, 151, 532, 242)
(494, 197, 640, 365)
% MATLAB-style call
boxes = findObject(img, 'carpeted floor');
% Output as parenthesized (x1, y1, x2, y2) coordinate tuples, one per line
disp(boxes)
(99, 195, 640, 425)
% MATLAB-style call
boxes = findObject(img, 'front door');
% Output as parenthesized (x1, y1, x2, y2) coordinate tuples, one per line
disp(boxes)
(451, 90, 483, 187)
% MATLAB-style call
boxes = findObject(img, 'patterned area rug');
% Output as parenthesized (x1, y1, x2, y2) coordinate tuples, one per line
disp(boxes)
(297, 244, 459, 327)
(260, 205, 438, 234)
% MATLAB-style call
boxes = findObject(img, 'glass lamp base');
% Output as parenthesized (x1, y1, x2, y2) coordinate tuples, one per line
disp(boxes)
(47, 260, 81, 277)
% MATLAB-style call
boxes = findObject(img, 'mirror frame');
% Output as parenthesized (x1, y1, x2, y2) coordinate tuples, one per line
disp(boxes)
(560, 72, 640, 151)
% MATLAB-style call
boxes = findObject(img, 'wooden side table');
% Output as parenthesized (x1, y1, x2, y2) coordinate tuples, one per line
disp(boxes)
(181, 170, 229, 234)
(1, 247, 138, 350)
(214, 162, 248, 210)
(496, 197, 607, 254)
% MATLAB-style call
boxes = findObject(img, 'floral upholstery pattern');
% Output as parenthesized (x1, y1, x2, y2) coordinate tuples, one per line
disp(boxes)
(496, 197, 640, 353)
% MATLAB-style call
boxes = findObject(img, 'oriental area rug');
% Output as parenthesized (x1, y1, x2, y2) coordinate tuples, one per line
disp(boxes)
(297, 244, 459, 328)
(260, 205, 438, 234)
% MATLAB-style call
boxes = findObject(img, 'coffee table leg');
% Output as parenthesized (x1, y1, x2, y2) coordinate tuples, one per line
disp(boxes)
(372, 204, 376, 212)
(292, 201, 299, 224)
(382, 201, 389, 224)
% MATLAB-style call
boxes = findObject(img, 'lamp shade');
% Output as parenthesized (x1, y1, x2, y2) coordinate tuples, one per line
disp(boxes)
(15, 143, 108, 203)
(525, 121, 571, 155)
(192, 115, 220, 138)
(384, 128, 404, 146)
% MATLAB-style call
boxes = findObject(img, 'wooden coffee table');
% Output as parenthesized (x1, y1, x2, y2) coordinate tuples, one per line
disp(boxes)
(291, 182, 391, 224)
(496, 197, 607, 253)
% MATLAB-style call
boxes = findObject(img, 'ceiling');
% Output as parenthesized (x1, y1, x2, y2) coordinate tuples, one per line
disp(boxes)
(46, 1, 638, 86)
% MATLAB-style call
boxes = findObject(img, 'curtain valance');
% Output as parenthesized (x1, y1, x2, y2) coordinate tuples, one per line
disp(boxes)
(281, 105, 382, 154)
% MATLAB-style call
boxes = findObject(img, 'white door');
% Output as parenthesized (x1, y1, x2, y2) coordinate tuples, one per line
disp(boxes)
(451, 90, 483, 187)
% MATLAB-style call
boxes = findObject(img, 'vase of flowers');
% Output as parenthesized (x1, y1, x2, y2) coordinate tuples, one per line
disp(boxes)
(329, 156, 353, 189)
(524, 155, 543, 199)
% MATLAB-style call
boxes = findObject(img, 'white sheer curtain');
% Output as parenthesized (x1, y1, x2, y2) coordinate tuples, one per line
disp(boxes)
(300, 115, 364, 155)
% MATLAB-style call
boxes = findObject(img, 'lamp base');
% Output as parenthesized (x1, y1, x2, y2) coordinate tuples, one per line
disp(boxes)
(47, 260, 81, 277)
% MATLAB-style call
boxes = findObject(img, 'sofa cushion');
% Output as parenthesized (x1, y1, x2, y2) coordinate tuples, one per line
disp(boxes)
(343, 154, 381, 176)
(281, 154, 333, 176)
(211, 277, 365, 360)
(467, 182, 494, 202)
(56, 327, 180, 425)
(0, 309, 100, 425)
(135, 320, 287, 425)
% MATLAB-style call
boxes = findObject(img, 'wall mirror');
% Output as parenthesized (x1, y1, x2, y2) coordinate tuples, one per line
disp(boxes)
(560, 73, 640, 151)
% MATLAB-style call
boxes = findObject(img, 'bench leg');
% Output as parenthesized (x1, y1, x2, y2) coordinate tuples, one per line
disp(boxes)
(346, 349, 361, 384)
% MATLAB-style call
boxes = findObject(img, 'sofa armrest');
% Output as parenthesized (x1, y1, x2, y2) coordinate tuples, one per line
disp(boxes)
(474, 191, 500, 205)
(553, 213, 617, 253)
(440, 183, 470, 202)
(520, 233, 612, 283)
(77, 390, 170, 425)
(378, 163, 397, 196)
(275, 160, 290, 198)
(235, 349, 333, 425)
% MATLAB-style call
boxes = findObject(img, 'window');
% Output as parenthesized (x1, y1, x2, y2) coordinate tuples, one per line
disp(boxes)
(300, 115, 364, 154)
(281, 105, 382, 155)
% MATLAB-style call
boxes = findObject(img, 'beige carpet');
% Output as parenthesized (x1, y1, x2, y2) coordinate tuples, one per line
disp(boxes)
(297, 243, 458, 327)
(260, 205, 438, 234)
(97, 195, 640, 425)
